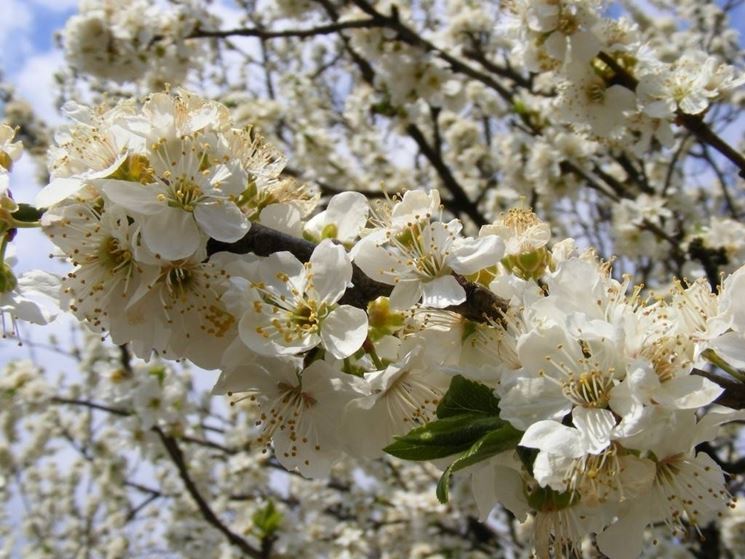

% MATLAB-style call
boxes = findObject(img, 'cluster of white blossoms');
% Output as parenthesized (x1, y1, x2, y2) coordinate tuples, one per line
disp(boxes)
(0, 125, 59, 339)
(37, 90, 314, 368)
(16, 89, 745, 557)
(500, 0, 745, 145)
(62, 0, 207, 87)
(4, 0, 745, 553)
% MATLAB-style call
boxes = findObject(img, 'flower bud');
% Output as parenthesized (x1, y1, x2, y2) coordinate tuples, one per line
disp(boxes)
(367, 296, 405, 340)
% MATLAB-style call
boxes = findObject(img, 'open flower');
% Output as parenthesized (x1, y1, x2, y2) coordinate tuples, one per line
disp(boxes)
(228, 239, 368, 359)
(214, 346, 363, 478)
(353, 218, 504, 309)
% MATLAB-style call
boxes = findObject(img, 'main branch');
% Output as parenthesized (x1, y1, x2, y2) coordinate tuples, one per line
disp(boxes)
(207, 222, 508, 323)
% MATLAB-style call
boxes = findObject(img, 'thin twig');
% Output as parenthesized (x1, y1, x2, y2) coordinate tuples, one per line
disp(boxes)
(155, 428, 263, 558)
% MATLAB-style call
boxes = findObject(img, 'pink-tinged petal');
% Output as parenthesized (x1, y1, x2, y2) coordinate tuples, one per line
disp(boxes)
(142, 208, 202, 260)
(421, 275, 466, 308)
(321, 305, 368, 358)
(310, 240, 352, 303)
(194, 202, 249, 242)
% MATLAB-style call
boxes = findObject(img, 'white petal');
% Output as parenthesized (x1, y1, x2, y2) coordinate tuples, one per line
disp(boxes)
(569, 30, 601, 64)
(572, 407, 615, 454)
(520, 420, 586, 458)
(321, 305, 368, 358)
(449, 235, 505, 275)
(35, 178, 85, 208)
(389, 280, 422, 309)
(326, 191, 369, 241)
(259, 203, 303, 237)
(310, 240, 352, 303)
(194, 202, 250, 242)
(543, 30, 567, 61)
(597, 505, 648, 559)
(656, 375, 723, 409)
(142, 208, 202, 260)
(101, 180, 162, 214)
(351, 234, 399, 284)
(421, 275, 466, 308)
(708, 331, 745, 369)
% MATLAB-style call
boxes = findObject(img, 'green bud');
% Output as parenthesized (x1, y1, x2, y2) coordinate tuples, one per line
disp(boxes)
(0, 151, 13, 172)
(502, 247, 550, 280)
(526, 484, 577, 512)
(320, 223, 338, 240)
(367, 297, 405, 340)
(0, 262, 17, 293)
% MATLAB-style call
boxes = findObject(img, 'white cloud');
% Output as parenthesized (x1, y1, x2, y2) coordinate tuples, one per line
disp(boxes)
(14, 50, 66, 125)
(0, 0, 35, 73)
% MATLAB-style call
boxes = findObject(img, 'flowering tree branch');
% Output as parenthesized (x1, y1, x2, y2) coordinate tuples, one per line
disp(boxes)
(154, 428, 264, 559)
(596, 51, 745, 178)
(207, 222, 509, 323)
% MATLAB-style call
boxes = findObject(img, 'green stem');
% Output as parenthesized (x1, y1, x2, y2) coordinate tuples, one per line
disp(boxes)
(363, 338, 384, 370)
(0, 233, 9, 262)
(702, 348, 745, 383)
(9, 219, 41, 228)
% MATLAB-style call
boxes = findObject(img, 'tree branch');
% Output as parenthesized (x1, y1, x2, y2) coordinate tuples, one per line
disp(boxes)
(154, 428, 263, 558)
(207, 222, 508, 323)
(693, 368, 745, 409)
(189, 19, 379, 40)
(596, 51, 745, 178)
(406, 123, 487, 227)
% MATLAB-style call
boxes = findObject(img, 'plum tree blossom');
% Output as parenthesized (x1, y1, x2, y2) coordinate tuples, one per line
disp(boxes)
(2, 0, 745, 557)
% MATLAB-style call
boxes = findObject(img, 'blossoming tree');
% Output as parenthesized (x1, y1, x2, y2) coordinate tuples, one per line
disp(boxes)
(2, 0, 745, 557)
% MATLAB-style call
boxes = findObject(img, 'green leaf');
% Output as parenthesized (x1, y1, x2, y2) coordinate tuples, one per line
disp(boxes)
(436, 423, 523, 503)
(384, 414, 504, 460)
(252, 500, 282, 538)
(436, 375, 501, 419)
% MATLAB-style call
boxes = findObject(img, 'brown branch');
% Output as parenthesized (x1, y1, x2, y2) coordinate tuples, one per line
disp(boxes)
(693, 368, 745, 409)
(307, 0, 491, 227)
(155, 428, 263, 558)
(406, 123, 487, 227)
(207, 222, 508, 323)
(50, 397, 130, 417)
(189, 18, 379, 40)
(348, 0, 514, 102)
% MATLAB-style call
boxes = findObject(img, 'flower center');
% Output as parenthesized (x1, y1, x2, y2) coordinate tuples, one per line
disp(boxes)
(98, 236, 133, 273)
(561, 370, 613, 408)
(164, 176, 204, 211)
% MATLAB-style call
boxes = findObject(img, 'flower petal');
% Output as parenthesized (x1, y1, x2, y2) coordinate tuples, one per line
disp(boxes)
(421, 275, 466, 308)
(142, 208, 202, 259)
(194, 202, 250, 242)
(321, 305, 368, 358)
